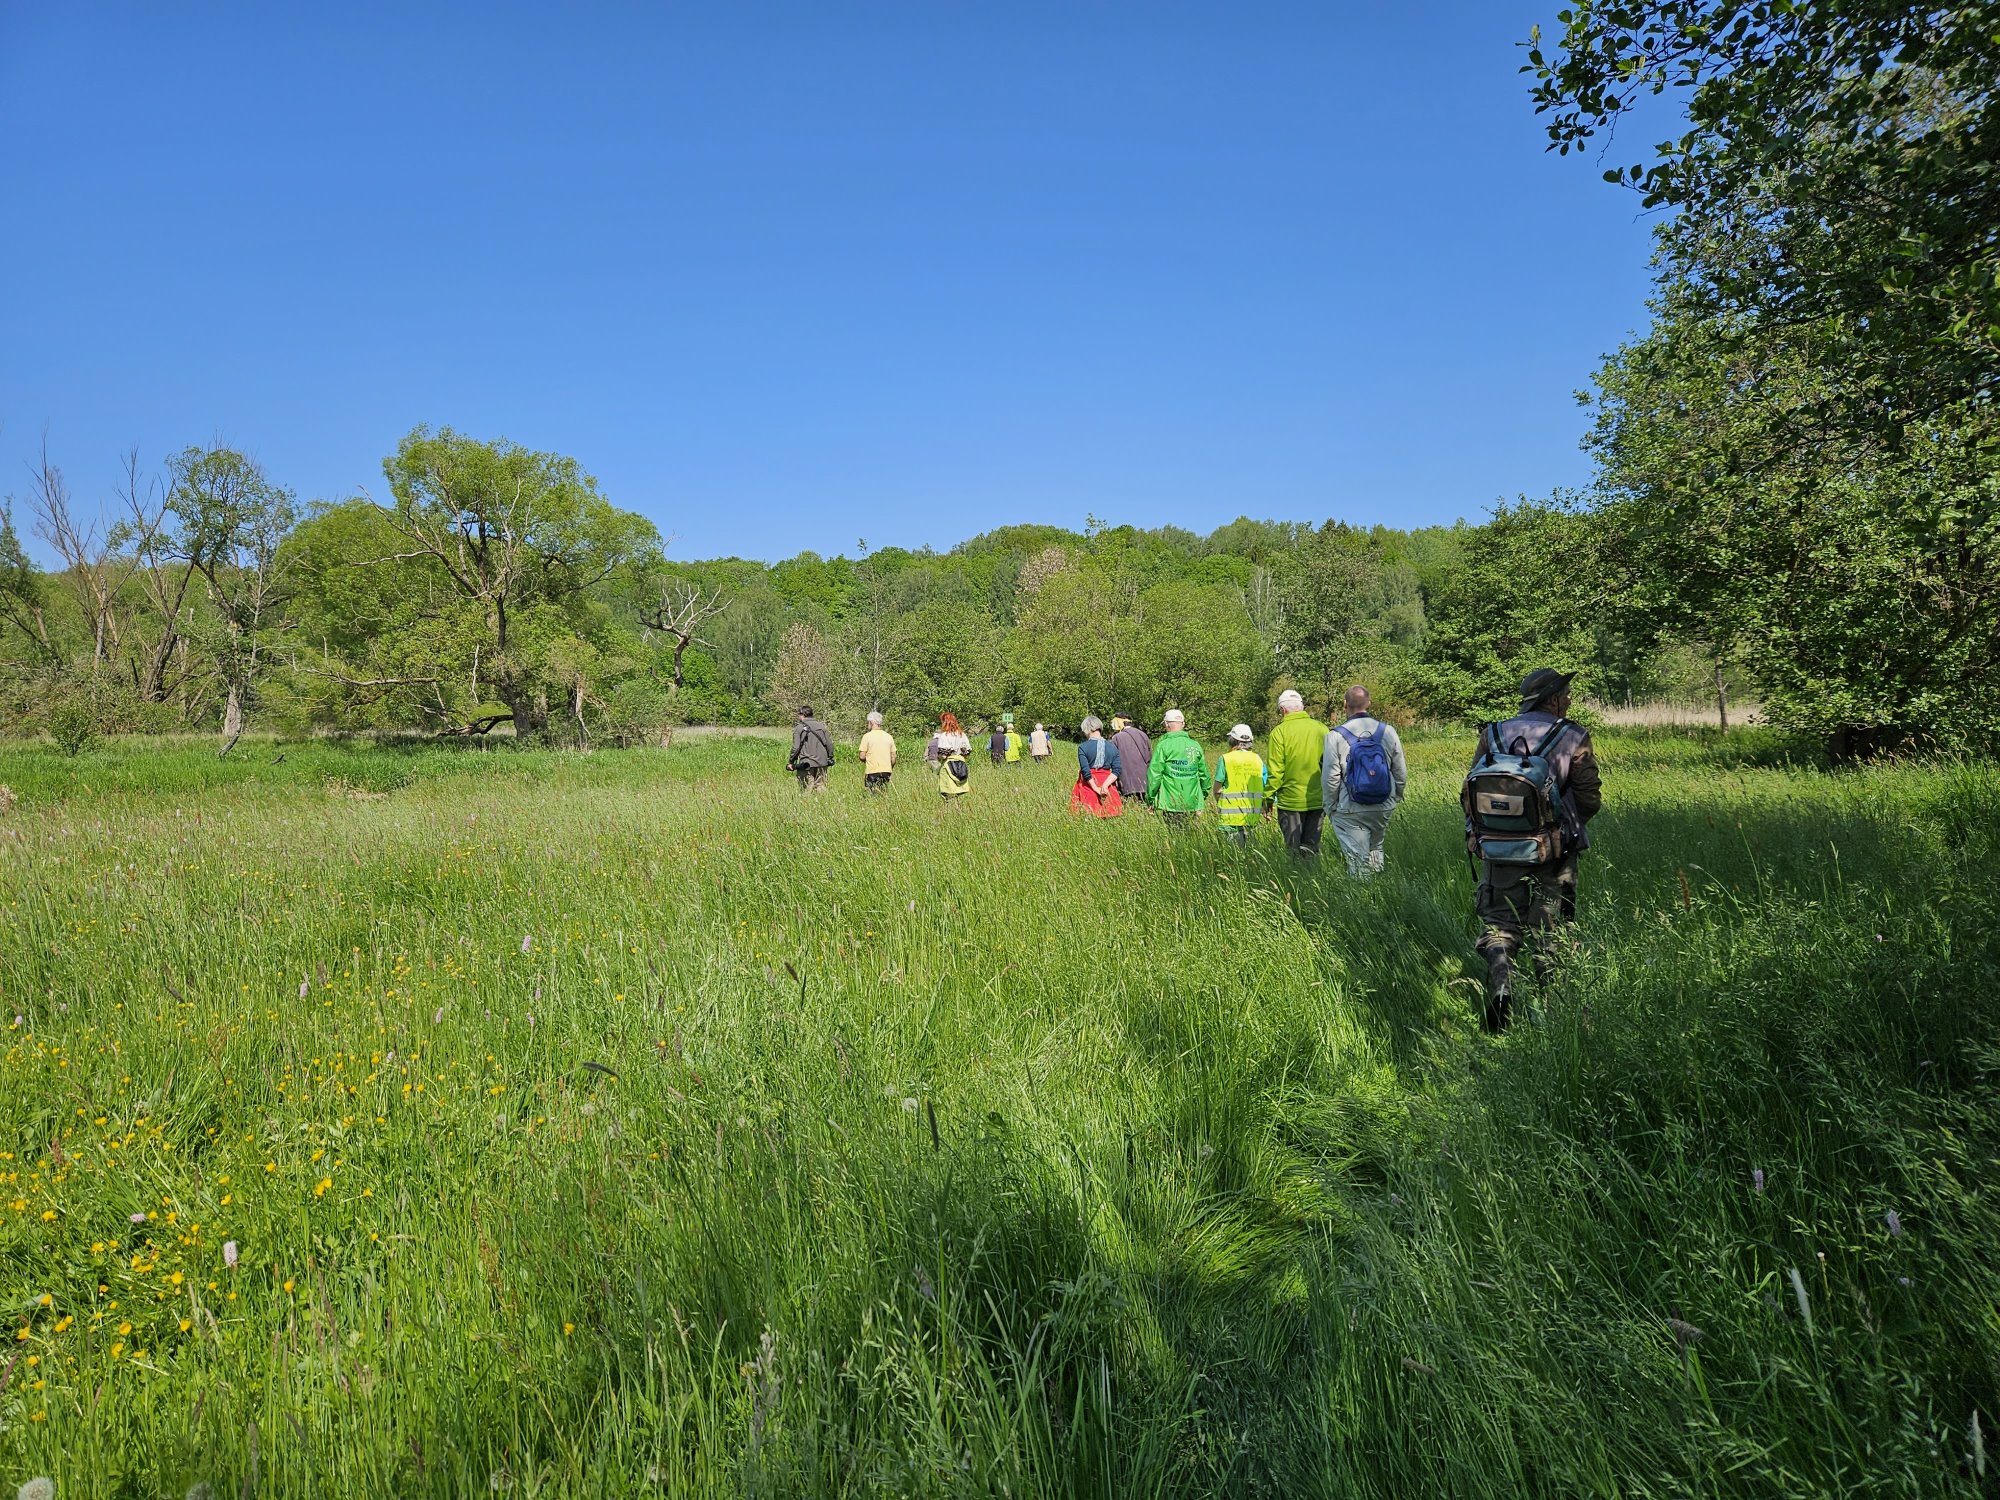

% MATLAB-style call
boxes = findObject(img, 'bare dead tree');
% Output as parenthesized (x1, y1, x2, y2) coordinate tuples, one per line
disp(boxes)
(112, 450, 197, 702)
(28, 441, 136, 665)
(637, 575, 726, 749)
(638, 579, 726, 689)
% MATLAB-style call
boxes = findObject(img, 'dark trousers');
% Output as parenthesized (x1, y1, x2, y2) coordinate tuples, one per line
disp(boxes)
(1475, 853, 1581, 1003)
(864, 772, 891, 792)
(794, 766, 828, 792)
(1277, 808, 1323, 856)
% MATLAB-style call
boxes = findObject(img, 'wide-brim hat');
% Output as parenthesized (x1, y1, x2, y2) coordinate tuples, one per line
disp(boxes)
(1518, 668, 1576, 710)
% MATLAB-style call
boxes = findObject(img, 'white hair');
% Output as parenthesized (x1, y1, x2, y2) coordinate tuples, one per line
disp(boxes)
(1163, 708, 1185, 726)
(1278, 689, 1304, 713)
(866, 710, 883, 725)
(1080, 715, 1104, 736)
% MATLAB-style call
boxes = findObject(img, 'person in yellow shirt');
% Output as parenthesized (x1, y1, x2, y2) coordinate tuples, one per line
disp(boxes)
(857, 711, 898, 792)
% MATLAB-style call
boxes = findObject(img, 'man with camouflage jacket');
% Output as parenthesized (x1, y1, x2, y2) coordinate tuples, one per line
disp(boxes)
(1469, 668, 1602, 1033)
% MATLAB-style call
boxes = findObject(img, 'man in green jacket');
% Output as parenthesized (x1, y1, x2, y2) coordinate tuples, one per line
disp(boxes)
(1263, 688, 1328, 857)
(1147, 709, 1209, 828)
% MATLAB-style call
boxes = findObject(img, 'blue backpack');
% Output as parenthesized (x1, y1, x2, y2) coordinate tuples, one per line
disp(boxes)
(1335, 721, 1394, 805)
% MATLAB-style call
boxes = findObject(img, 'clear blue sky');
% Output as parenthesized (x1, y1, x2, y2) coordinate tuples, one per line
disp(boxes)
(1, 3, 1659, 563)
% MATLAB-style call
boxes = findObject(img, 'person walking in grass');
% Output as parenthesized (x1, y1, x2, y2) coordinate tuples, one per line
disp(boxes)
(858, 710, 897, 793)
(936, 711, 972, 800)
(1323, 685, 1408, 879)
(1211, 723, 1269, 847)
(1003, 717, 1024, 765)
(1070, 715, 1123, 816)
(1462, 667, 1603, 1034)
(1110, 714, 1152, 806)
(988, 721, 1009, 766)
(787, 704, 835, 792)
(1147, 709, 1208, 828)
(1264, 688, 1329, 857)
(1029, 722, 1051, 764)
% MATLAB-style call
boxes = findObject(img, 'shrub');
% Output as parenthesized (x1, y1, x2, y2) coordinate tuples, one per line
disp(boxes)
(46, 693, 102, 756)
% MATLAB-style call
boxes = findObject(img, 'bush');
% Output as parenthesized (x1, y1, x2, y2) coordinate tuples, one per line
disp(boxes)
(45, 692, 102, 756)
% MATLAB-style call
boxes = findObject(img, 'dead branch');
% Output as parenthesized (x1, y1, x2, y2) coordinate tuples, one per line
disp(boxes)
(639, 580, 726, 689)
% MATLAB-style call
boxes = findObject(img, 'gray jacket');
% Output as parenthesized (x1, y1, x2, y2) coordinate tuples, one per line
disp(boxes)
(788, 717, 835, 770)
(1322, 717, 1408, 814)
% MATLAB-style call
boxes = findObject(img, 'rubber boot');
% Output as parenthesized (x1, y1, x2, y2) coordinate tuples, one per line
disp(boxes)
(1482, 988, 1512, 1035)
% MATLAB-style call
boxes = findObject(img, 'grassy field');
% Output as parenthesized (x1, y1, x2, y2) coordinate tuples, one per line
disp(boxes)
(1, 729, 1996, 1498)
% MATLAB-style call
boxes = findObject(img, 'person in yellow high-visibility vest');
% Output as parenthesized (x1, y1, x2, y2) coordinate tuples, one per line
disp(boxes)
(1211, 723, 1269, 847)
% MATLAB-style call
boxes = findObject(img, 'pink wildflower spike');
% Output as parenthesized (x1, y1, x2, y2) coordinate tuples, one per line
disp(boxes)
(1752, 1169, 1765, 1193)
(223, 1240, 239, 1268)
(521, 934, 533, 954)
(130, 1212, 147, 1223)
(299, 978, 310, 1000)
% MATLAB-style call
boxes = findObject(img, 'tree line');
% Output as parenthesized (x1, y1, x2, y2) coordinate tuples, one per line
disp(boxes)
(0, 423, 1817, 752)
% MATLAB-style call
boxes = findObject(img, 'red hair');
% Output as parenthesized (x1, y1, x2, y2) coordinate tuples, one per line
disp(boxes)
(939, 712, 961, 733)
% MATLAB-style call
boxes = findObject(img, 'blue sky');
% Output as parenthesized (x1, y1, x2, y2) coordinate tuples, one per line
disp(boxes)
(1, 4, 1661, 563)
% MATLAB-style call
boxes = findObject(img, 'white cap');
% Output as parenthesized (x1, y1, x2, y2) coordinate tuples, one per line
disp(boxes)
(1278, 689, 1304, 713)
(1163, 708, 1185, 726)
(866, 710, 883, 725)
(1229, 723, 1254, 743)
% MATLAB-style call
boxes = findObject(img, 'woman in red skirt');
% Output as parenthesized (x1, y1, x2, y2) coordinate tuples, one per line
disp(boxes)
(1070, 715, 1124, 816)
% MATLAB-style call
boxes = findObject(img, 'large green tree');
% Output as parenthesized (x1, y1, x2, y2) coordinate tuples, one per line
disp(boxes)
(164, 447, 299, 753)
(377, 427, 659, 739)
(1587, 297, 2000, 752)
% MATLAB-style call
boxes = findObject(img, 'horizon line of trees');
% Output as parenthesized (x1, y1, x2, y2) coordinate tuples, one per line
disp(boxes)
(0, 419, 1905, 756)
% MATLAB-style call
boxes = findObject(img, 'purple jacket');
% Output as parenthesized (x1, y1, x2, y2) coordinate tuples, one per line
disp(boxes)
(1111, 725, 1152, 797)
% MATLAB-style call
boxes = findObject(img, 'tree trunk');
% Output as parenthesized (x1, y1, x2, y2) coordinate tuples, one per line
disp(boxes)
(219, 681, 244, 757)
(1713, 662, 1729, 732)
(497, 676, 547, 742)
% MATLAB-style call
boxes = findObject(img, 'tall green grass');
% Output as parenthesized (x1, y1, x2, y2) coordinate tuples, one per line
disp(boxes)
(1, 731, 1993, 1497)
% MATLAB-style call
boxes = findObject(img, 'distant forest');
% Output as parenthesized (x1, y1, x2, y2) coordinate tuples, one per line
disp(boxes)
(0, 430, 1741, 750)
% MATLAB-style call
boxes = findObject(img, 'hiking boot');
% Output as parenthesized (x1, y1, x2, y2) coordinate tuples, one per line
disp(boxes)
(1482, 990, 1513, 1034)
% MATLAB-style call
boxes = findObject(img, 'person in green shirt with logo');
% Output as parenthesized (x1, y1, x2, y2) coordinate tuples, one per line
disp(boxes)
(1147, 709, 1209, 828)
(1211, 724, 1269, 846)
(1263, 688, 1328, 857)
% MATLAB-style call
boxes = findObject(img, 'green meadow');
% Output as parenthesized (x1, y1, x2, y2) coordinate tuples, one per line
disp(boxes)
(2, 731, 1995, 1497)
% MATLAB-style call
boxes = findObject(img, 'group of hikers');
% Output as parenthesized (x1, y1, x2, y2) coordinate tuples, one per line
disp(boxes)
(786, 666, 1601, 1032)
